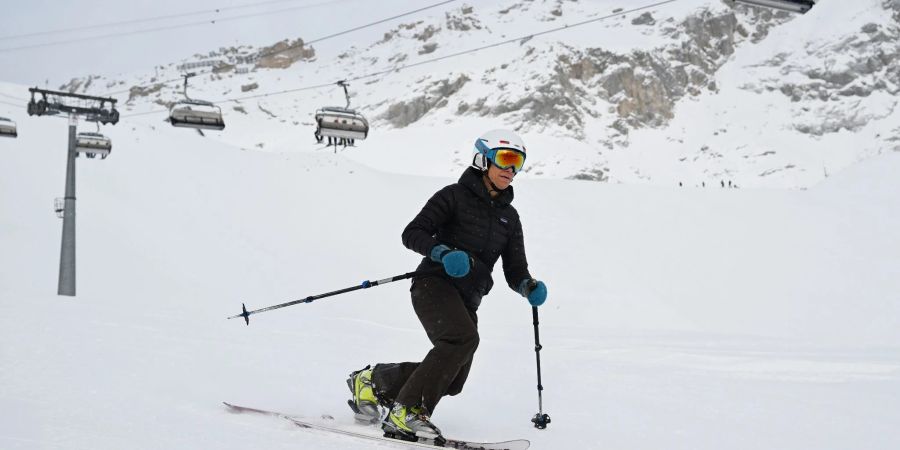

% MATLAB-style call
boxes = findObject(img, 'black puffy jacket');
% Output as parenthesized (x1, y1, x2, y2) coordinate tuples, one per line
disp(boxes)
(402, 167, 532, 310)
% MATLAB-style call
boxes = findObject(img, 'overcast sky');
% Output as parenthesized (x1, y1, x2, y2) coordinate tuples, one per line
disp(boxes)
(0, 0, 453, 88)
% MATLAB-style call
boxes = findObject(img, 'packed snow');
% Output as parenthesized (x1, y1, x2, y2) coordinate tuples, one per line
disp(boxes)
(2, 0, 900, 449)
(1, 78, 899, 449)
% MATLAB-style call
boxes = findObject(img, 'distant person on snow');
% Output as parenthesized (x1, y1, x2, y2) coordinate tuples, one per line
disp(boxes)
(346, 129, 548, 440)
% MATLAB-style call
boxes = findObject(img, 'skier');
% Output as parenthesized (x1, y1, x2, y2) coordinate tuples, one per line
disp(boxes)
(346, 129, 548, 440)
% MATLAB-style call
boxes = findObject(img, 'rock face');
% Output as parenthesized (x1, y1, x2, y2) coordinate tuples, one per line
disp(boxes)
(461, 52, 586, 133)
(378, 75, 470, 128)
(631, 12, 656, 26)
(445, 4, 482, 31)
(437, 6, 787, 139)
(887, 0, 900, 21)
(127, 83, 165, 104)
(255, 39, 315, 69)
(60, 75, 101, 94)
(741, 5, 900, 136)
(419, 43, 439, 55)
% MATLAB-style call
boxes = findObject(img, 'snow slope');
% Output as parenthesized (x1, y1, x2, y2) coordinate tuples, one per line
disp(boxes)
(1, 80, 899, 450)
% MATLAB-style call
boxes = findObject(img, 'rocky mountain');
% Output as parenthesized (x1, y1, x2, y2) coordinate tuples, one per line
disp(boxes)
(54, 0, 900, 188)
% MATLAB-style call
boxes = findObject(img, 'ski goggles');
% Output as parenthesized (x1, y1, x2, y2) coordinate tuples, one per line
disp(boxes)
(491, 148, 526, 173)
(476, 139, 527, 173)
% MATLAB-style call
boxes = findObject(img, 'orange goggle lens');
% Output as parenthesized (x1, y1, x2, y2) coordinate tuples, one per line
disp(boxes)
(492, 149, 526, 173)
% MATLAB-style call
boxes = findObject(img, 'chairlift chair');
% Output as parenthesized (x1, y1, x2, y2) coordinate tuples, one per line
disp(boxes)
(0, 116, 16, 138)
(99, 104, 120, 125)
(315, 106, 369, 141)
(314, 80, 369, 145)
(731, 0, 816, 13)
(168, 72, 225, 131)
(27, 91, 49, 117)
(169, 100, 226, 131)
(75, 131, 112, 159)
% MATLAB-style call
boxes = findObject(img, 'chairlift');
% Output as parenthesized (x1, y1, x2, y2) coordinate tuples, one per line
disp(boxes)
(0, 116, 16, 138)
(314, 80, 369, 148)
(168, 72, 225, 131)
(97, 101, 120, 125)
(731, 0, 815, 13)
(75, 127, 112, 159)
(82, 101, 120, 125)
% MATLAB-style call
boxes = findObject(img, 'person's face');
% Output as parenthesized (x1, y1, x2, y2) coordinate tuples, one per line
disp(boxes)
(487, 163, 515, 190)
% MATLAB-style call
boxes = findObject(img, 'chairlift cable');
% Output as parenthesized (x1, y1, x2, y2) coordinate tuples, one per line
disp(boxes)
(0, 0, 356, 54)
(104, 76, 204, 97)
(100, 0, 459, 97)
(226, 81, 339, 102)
(304, 0, 457, 46)
(222, 0, 458, 68)
(0, 99, 70, 122)
(0, 92, 29, 102)
(119, 0, 678, 119)
(341, 0, 679, 83)
(0, 0, 346, 42)
(224, 0, 678, 103)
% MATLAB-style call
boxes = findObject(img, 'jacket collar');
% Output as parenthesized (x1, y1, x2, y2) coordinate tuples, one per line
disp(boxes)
(459, 167, 514, 206)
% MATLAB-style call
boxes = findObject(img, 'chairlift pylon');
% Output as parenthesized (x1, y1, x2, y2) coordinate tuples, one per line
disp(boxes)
(730, 0, 816, 14)
(168, 72, 226, 131)
(314, 80, 369, 148)
(0, 116, 17, 138)
(76, 122, 112, 159)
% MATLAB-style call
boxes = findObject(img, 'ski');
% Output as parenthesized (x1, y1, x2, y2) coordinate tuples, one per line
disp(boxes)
(223, 402, 530, 450)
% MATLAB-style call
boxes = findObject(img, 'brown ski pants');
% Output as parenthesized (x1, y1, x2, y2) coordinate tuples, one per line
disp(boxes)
(371, 276, 479, 415)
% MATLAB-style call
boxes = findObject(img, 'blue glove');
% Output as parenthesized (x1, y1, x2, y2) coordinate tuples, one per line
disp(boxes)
(430, 244, 470, 278)
(518, 278, 547, 307)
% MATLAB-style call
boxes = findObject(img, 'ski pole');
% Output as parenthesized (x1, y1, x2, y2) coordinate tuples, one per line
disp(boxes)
(530, 306, 551, 429)
(228, 268, 439, 325)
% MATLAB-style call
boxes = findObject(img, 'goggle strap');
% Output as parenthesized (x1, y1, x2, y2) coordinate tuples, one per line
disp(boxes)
(475, 139, 493, 156)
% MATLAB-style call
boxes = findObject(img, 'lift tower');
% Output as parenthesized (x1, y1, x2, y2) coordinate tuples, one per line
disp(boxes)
(27, 88, 119, 296)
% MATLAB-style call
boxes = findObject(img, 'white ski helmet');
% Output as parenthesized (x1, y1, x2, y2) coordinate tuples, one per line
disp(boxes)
(472, 129, 527, 173)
